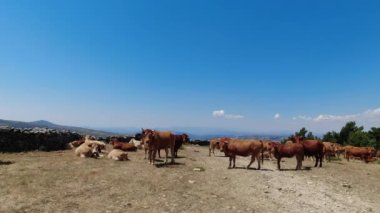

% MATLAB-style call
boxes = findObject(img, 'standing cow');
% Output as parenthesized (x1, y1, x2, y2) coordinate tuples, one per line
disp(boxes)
(219, 139, 264, 170)
(292, 136, 324, 167)
(141, 129, 175, 165)
(272, 143, 304, 170)
(209, 137, 231, 157)
(173, 133, 189, 158)
(322, 142, 336, 162)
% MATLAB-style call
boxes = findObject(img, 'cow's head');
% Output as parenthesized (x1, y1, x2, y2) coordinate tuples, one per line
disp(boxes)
(90, 144, 100, 158)
(182, 134, 190, 143)
(219, 141, 229, 152)
(291, 136, 304, 144)
(141, 129, 155, 147)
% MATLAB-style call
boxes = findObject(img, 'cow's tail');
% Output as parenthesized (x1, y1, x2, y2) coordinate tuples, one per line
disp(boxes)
(261, 140, 264, 165)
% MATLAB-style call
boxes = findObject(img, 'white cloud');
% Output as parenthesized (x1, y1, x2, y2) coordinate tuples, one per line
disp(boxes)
(274, 113, 280, 119)
(363, 108, 380, 117)
(212, 110, 225, 118)
(225, 114, 244, 119)
(292, 115, 313, 121)
(313, 114, 359, 122)
(212, 109, 244, 120)
(292, 107, 380, 123)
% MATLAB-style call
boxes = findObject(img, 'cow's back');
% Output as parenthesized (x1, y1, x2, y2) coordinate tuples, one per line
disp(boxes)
(275, 143, 303, 158)
(154, 131, 175, 149)
(303, 140, 323, 156)
(227, 140, 262, 156)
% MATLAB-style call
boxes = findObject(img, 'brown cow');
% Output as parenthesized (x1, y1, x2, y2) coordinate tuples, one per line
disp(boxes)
(292, 136, 324, 167)
(150, 133, 189, 158)
(173, 133, 189, 158)
(272, 143, 304, 170)
(111, 140, 137, 152)
(141, 129, 175, 165)
(323, 142, 336, 162)
(209, 137, 231, 157)
(345, 146, 375, 163)
(333, 143, 345, 159)
(262, 140, 276, 160)
(219, 139, 264, 170)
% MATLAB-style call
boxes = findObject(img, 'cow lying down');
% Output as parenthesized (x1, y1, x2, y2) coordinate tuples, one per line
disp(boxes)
(75, 142, 101, 158)
(107, 149, 129, 161)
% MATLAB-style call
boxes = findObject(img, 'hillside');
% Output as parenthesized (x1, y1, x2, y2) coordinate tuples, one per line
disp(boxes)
(0, 119, 116, 137)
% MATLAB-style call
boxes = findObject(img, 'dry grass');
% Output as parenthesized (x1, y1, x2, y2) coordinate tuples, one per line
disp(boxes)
(0, 145, 379, 213)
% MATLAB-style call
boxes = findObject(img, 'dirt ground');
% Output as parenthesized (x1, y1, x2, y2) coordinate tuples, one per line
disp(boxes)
(0, 144, 379, 213)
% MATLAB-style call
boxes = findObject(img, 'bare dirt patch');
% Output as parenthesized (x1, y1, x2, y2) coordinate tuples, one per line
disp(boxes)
(0, 145, 379, 212)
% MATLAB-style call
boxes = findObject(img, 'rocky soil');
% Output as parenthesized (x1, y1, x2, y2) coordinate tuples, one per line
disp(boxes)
(0, 145, 379, 212)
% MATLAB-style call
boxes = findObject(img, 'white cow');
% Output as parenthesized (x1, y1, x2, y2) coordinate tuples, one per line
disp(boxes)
(75, 143, 100, 158)
(107, 149, 129, 161)
(129, 138, 142, 149)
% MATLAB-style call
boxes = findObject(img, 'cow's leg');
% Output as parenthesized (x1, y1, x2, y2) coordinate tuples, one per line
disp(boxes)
(164, 147, 169, 164)
(314, 155, 318, 167)
(228, 157, 232, 169)
(319, 154, 323, 167)
(232, 156, 236, 168)
(247, 155, 254, 169)
(296, 155, 301, 170)
(170, 144, 175, 164)
(158, 149, 161, 158)
(256, 155, 261, 170)
(277, 157, 281, 170)
(144, 148, 147, 160)
(152, 149, 157, 165)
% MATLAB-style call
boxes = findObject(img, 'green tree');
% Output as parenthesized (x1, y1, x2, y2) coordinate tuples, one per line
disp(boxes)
(368, 127, 380, 150)
(347, 130, 376, 147)
(339, 121, 362, 145)
(295, 127, 308, 138)
(322, 131, 340, 143)
(306, 131, 316, 140)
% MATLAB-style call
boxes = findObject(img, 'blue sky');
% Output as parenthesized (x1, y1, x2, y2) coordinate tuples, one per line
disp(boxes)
(1, 1, 380, 134)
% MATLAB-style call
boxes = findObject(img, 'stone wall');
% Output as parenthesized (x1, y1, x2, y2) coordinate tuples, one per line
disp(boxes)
(0, 127, 81, 152)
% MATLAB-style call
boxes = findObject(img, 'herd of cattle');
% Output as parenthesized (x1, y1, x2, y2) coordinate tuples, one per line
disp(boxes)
(66, 129, 189, 163)
(66, 129, 380, 170)
(209, 136, 380, 170)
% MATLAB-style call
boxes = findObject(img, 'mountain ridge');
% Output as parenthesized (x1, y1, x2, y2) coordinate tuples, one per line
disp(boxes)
(0, 119, 116, 137)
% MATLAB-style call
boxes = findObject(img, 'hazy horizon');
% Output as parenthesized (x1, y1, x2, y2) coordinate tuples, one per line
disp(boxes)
(1, 1, 380, 135)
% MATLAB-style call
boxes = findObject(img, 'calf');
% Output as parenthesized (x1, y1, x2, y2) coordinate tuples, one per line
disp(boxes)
(272, 143, 304, 170)
(219, 139, 264, 170)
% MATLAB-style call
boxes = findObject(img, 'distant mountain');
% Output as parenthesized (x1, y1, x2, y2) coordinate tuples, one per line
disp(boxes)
(0, 119, 117, 138)
(97, 126, 289, 141)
